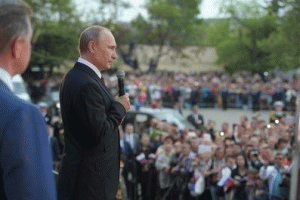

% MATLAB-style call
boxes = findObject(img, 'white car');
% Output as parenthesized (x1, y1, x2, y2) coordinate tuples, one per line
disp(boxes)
(129, 107, 192, 130)
(12, 74, 32, 103)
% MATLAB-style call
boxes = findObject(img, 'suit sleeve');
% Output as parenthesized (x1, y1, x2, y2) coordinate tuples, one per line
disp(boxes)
(75, 83, 126, 146)
(0, 106, 56, 200)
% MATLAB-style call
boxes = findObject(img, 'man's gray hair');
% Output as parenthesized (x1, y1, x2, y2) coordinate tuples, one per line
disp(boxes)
(0, 0, 32, 54)
(79, 25, 109, 54)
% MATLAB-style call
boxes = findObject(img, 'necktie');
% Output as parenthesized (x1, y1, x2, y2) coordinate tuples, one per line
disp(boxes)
(100, 77, 105, 85)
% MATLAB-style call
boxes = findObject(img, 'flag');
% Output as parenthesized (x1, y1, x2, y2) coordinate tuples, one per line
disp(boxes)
(224, 178, 235, 192)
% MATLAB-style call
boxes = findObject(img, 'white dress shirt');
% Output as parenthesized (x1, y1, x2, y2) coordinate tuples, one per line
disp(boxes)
(0, 68, 13, 91)
(77, 57, 102, 80)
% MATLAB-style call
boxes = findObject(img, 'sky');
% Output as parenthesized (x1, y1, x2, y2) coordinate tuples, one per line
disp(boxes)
(73, 0, 272, 22)
(73, 0, 225, 21)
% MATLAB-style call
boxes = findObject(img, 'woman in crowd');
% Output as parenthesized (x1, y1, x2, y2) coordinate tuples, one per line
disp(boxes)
(231, 154, 249, 200)
(155, 140, 174, 200)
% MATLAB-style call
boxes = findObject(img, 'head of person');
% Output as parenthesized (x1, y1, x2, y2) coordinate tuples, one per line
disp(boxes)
(226, 155, 236, 169)
(182, 143, 191, 156)
(164, 141, 173, 154)
(214, 146, 225, 160)
(191, 105, 199, 114)
(189, 136, 199, 150)
(221, 122, 229, 133)
(125, 123, 134, 134)
(274, 101, 284, 112)
(274, 152, 285, 168)
(236, 154, 247, 169)
(79, 26, 117, 71)
(275, 138, 288, 150)
(0, 0, 33, 76)
(38, 102, 48, 115)
(174, 140, 182, 154)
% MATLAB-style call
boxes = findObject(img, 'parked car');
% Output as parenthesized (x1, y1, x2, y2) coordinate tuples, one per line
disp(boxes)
(12, 74, 31, 103)
(122, 107, 192, 132)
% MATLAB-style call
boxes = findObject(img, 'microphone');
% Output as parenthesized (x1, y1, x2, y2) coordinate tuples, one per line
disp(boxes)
(116, 70, 125, 96)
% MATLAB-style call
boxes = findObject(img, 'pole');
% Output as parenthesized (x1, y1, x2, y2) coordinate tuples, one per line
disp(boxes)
(289, 92, 300, 200)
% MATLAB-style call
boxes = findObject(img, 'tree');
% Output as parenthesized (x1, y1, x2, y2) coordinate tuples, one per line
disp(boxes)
(205, 0, 281, 74)
(24, 0, 82, 80)
(130, 0, 203, 71)
(210, 0, 300, 74)
(280, 0, 300, 69)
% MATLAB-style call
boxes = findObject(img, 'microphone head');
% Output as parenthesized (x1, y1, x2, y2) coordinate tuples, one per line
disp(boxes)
(117, 70, 125, 79)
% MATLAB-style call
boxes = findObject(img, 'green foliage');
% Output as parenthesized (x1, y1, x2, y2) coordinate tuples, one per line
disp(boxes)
(211, 0, 300, 74)
(25, 0, 81, 79)
(131, 0, 202, 68)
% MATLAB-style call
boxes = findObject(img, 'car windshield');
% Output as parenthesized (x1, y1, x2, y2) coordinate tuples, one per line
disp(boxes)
(152, 110, 186, 129)
(13, 82, 26, 95)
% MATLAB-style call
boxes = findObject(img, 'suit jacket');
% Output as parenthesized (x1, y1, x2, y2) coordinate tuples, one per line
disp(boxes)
(0, 80, 56, 199)
(120, 139, 133, 160)
(58, 62, 126, 200)
(124, 133, 140, 154)
(187, 114, 204, 129)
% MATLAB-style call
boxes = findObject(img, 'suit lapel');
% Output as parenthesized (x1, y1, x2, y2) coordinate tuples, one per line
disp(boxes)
(74, 62, 112, 99)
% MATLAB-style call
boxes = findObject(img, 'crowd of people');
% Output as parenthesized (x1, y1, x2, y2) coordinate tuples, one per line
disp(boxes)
(35, 70, 298, 200)
(112, 103, 294, 200)
(101, 71, 297, 112)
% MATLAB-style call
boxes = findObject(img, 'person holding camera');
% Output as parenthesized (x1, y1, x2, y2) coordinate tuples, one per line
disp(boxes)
(259, 152, 289, 200)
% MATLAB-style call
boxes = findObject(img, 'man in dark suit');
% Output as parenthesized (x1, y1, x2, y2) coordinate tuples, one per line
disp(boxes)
(0, 1, 56, 199)
(124, 123, 140, 155)
(120, 130, 134, 160)
(58, 26, 130, 200)
(187, 105, 204, 130)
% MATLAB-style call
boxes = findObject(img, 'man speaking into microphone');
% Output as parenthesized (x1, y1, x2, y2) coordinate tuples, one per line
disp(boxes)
(58, 25, 130, 200)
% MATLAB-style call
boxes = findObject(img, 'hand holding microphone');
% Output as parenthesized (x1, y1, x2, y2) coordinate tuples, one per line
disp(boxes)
(115, 70, 130, 112)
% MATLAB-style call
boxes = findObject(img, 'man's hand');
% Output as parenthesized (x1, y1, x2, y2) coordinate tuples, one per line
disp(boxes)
(115, 94, 130, 112)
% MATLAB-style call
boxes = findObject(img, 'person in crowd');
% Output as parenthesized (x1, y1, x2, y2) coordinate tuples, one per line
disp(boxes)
(231, 154, 249, 200)
(155, 140, 174, 200)
(58, 26, 130, 200)
(209, 146, 226, 200)
(259, 152, 290, 200)
(190, 136, 200, 154)
(0, 0, 56, 199)
(187, 105, 205, 130)
(124, 123, 140, 154)
(206, 120, 217, 141)
(38, 101, 52, 124)
(198, 133, 214, 155)
(116, 156, 128, 200)
(120, 129, 136, 200)
(156, 135, 175, 157)
(136, 134, 158, 200)
(169, 140, 183, 200)
(120, 129, 134, 160)
(173, 143, 196, 200)
(270, 101, 286, 124)
(274, 138, 289, 156)
(248, 149, 263, 171)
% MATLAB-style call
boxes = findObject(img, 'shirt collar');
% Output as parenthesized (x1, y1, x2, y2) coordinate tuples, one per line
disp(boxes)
(0, 68, 13, 91)
(78, 57, 102, 79)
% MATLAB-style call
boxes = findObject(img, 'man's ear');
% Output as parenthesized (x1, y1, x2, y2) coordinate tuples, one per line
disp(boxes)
(88, 40, 97, 54)
(11, 37, 23, 59)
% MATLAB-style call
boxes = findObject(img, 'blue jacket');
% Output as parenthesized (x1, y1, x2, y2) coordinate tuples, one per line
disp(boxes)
(0, 80, 56, 199)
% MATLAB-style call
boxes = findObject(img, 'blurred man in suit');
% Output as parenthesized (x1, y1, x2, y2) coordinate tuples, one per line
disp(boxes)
(124, 123, 140, 154)
(0, 0, 56, 199)
(58, 26, 130, 200)
(187, 105, 204, 130)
